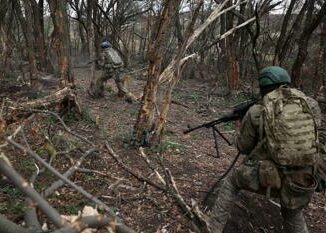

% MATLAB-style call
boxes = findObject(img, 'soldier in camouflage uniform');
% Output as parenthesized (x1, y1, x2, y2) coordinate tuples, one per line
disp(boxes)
(209, 66, 321, 233)
(98, 40, 134, 102)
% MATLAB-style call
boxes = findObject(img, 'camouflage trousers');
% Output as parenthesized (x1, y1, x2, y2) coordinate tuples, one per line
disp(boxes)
(105, 69, 133, 101)
(209, 160, 315, 233)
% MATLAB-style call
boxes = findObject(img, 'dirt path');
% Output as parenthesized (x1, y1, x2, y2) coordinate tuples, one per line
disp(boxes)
(1, 66, 325, 233)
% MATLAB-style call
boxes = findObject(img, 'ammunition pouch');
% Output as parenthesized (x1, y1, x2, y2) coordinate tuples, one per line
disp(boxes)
(280, 171, 317, 209)
(258, 160, 281, 190)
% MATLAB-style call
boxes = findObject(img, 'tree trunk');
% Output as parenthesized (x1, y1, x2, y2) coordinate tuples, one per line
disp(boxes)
(48, 0, 74, 88)
(291, 1, 326, 87)
(13, 0, 39, 88)
(87, 0, 101, 98)
(30, 0, 52, 72)
(133, 0, 182, 146)
(74, 0, 88, 54)
(321, 21, 326, 86)
(273, 0, 296, 65)
(135, 0, 237, 145)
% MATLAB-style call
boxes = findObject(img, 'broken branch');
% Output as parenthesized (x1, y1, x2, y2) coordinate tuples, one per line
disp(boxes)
(105, 142, 165, 191)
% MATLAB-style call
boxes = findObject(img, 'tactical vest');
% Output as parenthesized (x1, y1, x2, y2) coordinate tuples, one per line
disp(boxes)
(262, 87, 318, 167)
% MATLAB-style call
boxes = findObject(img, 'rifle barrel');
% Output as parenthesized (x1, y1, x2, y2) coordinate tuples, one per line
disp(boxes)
(183, 99, 256, 134)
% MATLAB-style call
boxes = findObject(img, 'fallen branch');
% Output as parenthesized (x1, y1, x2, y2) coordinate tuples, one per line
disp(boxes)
(139, 147, 166, 185)
(0, 154, 67, 228)
(0, 214, 30, 233)
(42, 148, 97, 198)
(0, 156, 136, 233)
(105, 142, 165, 191)
(3, 87, 80, 124)
(6, 138, 116, 217)
(24, 198, 43, 232)
(51, 215, 136, 233)
(165, 169, 211, 233)
(171, 100, 190, 109)
(24, 109, 94, 147)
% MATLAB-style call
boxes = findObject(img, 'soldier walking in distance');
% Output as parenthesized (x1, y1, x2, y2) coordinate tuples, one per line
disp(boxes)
(89, 39, 134, 102)
(209, 66, 321, 233)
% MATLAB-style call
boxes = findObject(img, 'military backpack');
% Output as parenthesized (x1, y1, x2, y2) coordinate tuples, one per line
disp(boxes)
(262, 87, 318, 167)
(105, 47, 123, 67)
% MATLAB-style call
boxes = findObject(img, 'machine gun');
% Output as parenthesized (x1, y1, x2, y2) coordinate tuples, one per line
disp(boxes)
(184, 99, 257, 207)
(184, 99, 257, 135)
(183, 100, 257, 208)
(184, 99, 257, 157)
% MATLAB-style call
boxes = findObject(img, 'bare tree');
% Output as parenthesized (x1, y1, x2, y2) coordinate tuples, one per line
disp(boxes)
(48, 0, 74, 88)
(291, 0, 326, 87)
(133, 0, 258, 145)
(133, 0, 182, 145)
(13, 0, 39, 88)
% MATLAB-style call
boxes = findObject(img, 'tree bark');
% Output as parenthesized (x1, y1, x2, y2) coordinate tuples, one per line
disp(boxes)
(291, 1, 326, 87)
(133, 0, 182, 145)
(273, 0, 296, 65)
(13, 0, 39, 88)
(30, 0, 52, 72)
(86, 0, 99, 97)
(321, 21, 326, 86)
(48, 0, 74, 88)
(153, 0, 254, 144)
(2, 87, 79, 124)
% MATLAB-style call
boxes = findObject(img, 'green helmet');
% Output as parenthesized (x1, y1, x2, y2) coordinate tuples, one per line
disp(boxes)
(258, 66, 291, 87)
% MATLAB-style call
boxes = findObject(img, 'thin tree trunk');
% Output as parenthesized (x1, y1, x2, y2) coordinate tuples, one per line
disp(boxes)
(87, 0, 101, 97)
(321, 21, 326, 87)
(48, 0, 74, 88)
(291, 1, 326, 87)
(13, 0, 39, 88)
(273, 0, 296, 65)
(152, 0, 252, 144)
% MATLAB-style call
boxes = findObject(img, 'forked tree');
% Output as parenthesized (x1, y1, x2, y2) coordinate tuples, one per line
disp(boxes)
(133, 0, 259, 145)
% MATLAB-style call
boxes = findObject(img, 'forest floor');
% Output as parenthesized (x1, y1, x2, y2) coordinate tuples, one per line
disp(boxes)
(0, 63, 325, 233)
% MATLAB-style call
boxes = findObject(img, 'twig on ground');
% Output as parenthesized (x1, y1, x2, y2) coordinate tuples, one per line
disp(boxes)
(139, 147, 166, 185)
(0, 154, 67, 228)
(165, 168, 211, 233)
(6, 138, 116, 217)
(105, 142, 165, 191)
(171, 100, 190, 109)
(24, 109, 94, 147)
(42, 148, 97, 198)
(77, 168, 115, 178)
(0, 125, 23, 149)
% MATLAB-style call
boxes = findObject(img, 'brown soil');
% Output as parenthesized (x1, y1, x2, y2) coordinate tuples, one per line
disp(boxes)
(0, 65, 325, 233)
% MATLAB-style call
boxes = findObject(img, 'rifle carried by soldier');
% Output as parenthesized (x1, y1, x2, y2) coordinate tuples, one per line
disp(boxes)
(184, 99, 256, 134)
(184, 99, 257, 207)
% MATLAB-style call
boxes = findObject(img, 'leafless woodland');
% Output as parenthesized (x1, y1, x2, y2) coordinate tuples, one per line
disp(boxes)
(0, 0, 325, 233)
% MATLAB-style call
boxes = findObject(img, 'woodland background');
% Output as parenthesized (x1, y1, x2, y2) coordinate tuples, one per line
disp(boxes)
(0, 0, 325, 233)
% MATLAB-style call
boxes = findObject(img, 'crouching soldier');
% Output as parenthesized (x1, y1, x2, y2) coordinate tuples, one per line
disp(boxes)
(209, 66, 321, 233)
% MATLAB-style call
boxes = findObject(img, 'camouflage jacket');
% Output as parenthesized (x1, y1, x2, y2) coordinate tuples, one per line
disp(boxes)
(236, 96, 321, 161)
